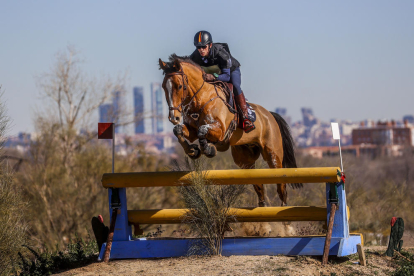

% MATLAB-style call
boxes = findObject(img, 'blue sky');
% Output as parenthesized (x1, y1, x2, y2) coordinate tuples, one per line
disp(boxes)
(1, 1, 413, 135)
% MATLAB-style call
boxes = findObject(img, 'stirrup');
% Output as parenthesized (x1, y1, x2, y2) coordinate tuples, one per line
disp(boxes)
(243, 119, 255, 133)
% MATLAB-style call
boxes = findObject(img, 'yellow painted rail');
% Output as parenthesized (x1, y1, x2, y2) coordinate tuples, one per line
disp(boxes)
(102, 167, 341, 188)
(127, 206, 327, 224)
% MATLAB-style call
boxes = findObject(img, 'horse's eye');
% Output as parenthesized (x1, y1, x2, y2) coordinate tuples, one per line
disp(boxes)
(178, 85, 183, 90)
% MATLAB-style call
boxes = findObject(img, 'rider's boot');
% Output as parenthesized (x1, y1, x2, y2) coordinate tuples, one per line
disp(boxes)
(234, 92, 255, 133)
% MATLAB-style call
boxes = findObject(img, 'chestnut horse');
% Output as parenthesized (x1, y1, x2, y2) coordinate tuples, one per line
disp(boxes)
(159, 54, 300, 207)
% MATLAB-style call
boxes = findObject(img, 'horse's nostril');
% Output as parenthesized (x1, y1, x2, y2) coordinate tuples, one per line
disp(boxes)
(175, 117, 180, 121)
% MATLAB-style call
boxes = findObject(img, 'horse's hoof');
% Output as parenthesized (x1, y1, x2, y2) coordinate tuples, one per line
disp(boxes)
(258, 201, 267, 207)
(188, 144, 201, 159)
(204, 143, 217, 158)
(173, 124, 183, 137)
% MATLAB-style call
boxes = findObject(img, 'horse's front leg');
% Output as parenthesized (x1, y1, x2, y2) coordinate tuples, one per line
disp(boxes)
(197, 123, 225, 158)
(173, 124, 201, 159)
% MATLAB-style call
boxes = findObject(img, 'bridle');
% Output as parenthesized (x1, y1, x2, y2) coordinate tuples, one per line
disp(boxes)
(165, 69, 205, 113)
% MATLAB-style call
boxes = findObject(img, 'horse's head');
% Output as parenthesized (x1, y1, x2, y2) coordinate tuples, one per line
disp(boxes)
(159, 58, 186, 125)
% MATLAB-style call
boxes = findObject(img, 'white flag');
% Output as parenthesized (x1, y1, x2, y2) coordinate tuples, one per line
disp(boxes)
(331, 123, 340, 140)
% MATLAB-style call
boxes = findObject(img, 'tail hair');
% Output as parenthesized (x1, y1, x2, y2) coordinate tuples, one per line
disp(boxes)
(270, 112, 302, 189)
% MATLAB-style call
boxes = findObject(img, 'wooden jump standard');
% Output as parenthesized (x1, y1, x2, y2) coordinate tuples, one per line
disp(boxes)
(98, 167, 362, 260)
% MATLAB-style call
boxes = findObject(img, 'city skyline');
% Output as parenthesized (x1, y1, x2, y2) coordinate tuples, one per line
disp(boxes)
(99, 83, 171, 135)
(2, 1, 414, 135)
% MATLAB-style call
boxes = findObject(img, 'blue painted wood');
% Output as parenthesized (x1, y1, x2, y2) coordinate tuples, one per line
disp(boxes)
(98, 235, 362, 260)
(326, 182, 349, 239)
(108, 188, 131, 241)
(338, 234, 362, 257)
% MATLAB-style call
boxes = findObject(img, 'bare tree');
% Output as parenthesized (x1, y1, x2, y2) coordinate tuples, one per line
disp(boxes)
(36, 45, 130, 165)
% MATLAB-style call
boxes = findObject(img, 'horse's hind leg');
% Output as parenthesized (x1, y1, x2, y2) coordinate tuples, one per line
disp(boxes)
(261, 146, 287, 206)
(231, 145, 265, 206)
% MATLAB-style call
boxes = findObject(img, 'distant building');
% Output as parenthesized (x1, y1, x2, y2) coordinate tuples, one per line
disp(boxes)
(133, 87, 145, 134)
(352, 120, 414, 146)
(403, 115, 414, 124)
(151, 82, 164, 134)
(275, 108, 287, 116)
(112, 91, 122, 133)
(301, 108, 318, 127)
(275, 107, 291, 125)
(99, 104, 113, 123)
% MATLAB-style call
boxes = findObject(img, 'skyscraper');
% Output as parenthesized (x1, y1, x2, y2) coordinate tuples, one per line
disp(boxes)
(99, 103, 113, 123)
(133, 86, 145, 134)
(112, 90, 122, 133)
(151, 82, 164, 134)
(98, 90, 124, 133)
(301, 107, 318, 127)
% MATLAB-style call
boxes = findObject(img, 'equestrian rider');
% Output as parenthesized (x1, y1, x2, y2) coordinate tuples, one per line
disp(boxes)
(190, 30, 255, 133)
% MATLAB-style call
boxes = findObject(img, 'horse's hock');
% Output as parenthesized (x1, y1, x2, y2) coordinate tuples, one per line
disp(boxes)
(99, 167, 362, 260)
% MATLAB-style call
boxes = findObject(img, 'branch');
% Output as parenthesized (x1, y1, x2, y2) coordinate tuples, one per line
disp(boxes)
(71, 90, 87, 125)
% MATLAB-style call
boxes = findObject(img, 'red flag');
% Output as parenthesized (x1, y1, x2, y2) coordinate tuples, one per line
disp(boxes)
(98, 123, 114, 139)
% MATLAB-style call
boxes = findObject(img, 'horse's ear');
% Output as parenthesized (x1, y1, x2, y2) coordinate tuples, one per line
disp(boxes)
(159, 58, 169, 71)
(173, 59, 181, 71)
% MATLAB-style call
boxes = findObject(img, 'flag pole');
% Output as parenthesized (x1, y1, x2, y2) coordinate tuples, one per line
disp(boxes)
(112, 124, 115, 174)
(338, 138, 344, 172)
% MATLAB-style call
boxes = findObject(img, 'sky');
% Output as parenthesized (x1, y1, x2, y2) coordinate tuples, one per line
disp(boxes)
(1, 0, 414, 135)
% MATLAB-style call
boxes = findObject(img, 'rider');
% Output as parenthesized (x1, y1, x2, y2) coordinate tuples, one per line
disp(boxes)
(190, 30, 255, 133)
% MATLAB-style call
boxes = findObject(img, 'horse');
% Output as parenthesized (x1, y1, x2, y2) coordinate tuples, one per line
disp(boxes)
(159, 54, 301, 207)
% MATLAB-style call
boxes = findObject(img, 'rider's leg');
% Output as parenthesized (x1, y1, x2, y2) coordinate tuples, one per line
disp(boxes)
(231, 68, 255, 133)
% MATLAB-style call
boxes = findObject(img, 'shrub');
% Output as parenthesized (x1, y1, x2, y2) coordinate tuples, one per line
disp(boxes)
(175, 157, 246, 255)
(18, 234, 97, 276)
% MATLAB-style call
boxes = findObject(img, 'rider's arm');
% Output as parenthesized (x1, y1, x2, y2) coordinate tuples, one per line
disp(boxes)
(217, 49, 232, 82)
(217, 68, 230, 82)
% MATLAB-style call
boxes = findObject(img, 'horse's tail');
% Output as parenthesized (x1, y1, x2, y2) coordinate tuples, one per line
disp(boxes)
(270, 111, 303, 189)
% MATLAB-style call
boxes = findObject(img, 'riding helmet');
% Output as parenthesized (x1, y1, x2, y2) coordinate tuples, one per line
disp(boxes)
(194, 31, 213, 47)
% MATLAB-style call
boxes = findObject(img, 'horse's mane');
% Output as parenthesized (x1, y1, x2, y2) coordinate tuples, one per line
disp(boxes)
(159, 53, 203, 75)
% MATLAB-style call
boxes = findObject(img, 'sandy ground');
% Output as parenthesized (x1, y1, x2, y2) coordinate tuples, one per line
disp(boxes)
(56, 246, 412, 276)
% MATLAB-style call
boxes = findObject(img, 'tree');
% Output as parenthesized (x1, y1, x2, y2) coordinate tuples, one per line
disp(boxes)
(15, 46, 174, 250)
(0, 88, 29, 274)
(36, 45, 131, 166)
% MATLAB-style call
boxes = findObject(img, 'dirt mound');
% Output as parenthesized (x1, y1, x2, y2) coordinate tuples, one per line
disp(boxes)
(56, 246, 410, 276)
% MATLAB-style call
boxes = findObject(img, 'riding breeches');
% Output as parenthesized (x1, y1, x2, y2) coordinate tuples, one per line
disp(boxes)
(230, 67, 242, 96)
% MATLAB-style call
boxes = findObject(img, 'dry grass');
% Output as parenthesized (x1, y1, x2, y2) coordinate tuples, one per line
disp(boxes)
(174, 157, 246, 255)
(0, 171, 29, 275)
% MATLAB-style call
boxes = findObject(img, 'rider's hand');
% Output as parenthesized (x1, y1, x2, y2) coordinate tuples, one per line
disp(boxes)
(203, 74, 216, 82)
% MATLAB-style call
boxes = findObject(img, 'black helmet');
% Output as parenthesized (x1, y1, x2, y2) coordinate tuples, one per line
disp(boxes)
(194, 31, 213, 47)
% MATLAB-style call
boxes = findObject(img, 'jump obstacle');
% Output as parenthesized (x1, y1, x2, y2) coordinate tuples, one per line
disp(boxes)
(98, 167, 362, 260)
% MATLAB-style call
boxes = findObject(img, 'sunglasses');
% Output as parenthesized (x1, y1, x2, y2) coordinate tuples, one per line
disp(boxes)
(196, 45, 208, 50)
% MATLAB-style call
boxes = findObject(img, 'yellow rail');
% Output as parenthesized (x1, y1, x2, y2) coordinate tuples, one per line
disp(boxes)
(102, 167, 341, 188)
(127, 206, 327, 224)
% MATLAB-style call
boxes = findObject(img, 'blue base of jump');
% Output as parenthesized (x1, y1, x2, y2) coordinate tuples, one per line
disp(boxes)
(98, 234, 362, 260)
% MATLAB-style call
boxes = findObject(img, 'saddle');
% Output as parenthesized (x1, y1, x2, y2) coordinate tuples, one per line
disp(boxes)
(209, 81, 256, 137)
(201, 66, 255, 134)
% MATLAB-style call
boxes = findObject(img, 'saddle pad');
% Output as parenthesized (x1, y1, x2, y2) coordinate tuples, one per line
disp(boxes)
(246, 102, 256, 122)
